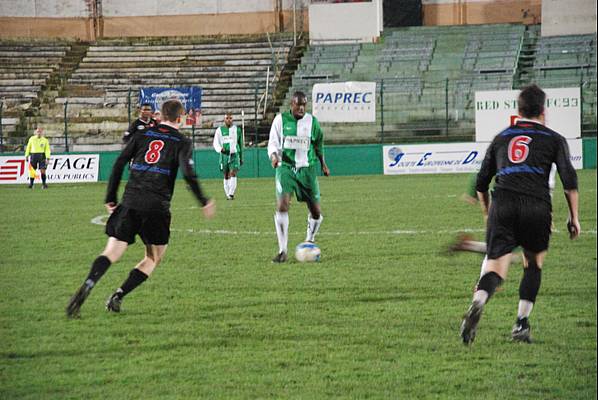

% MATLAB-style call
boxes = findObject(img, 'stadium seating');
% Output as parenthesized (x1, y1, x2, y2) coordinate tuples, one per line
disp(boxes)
(518, 31, 597, 133)
(44, 38, 292, 147)
(0, 41, 71, 108)
(0, 37, 293, 150)
(283, 24, 526, 143)
(280, 24, 598, 143)
(1, 26, 596, 149)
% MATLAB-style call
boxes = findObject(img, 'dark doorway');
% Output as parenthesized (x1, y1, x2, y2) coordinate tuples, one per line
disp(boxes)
(383, 0, 422, 27)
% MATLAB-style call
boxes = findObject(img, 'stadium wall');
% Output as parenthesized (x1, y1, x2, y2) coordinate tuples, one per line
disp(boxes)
(421, 0, 542, 26)
(541, 0, 597, 36)
(0, 0, 309, 39)
(96, 139, 597, 181)
(97, 144, 384, 181)
(2, 139, 594, 183)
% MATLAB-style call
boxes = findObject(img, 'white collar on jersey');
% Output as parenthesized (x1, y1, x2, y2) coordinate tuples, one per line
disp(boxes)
(515, 117, 545, 126)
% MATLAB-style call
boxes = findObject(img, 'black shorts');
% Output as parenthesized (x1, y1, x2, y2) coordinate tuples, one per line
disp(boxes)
(105, 206, 171, 245)
(29, 153, 47, 169)
(486, 190, 552, 259)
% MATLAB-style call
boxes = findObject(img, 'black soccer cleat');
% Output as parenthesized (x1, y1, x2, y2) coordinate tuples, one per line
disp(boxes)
(460, 301, 484, 345)
(66, 282, 93, 318)
(105, 292, 122, 313)
(272, 251, 288, 263)
(42, 184, 48, 189)
(511, 318, 532, 343)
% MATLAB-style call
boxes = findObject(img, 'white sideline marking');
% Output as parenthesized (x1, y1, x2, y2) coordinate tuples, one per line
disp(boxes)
(89, 215, 596, 236)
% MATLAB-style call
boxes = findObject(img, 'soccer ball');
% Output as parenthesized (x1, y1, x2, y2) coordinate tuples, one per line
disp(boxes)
(295, 242, 321, 262)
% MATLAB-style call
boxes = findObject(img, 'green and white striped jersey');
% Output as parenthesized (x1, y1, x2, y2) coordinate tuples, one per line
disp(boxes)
(213, 125, 243, 158)
(267, 111, 324, 169)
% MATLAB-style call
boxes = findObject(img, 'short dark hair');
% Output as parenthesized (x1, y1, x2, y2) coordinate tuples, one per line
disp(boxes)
(518, 84, 546, 118)
(161, 100, 184, 122)
(140, 103, 152, 109)
(292, 91, 307, 102)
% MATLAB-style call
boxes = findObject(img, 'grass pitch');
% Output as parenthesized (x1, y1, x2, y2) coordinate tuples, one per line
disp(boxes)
(1, 171, 596, 399)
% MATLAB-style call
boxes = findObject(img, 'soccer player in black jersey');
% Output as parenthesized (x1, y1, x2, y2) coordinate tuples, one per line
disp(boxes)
(123, 103, 157, 143)
(66, 99, 215, 318)
(460, 84, 580, 344)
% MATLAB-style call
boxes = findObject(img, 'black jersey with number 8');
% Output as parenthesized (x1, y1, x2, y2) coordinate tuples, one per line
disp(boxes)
(106, 124, 208, 212)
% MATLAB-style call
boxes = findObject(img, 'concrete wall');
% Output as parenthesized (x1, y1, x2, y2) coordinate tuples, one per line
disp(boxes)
(0, 0, 309, 39)
(422, 0, 542, 26)
(308, 0, 382, 43)
(541, 0, 597, 36)
(0, 0, 89, 17)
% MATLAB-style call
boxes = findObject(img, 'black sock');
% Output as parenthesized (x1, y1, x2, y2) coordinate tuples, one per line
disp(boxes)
(118, 268, 148, 298)
(519, 263, 542, 303)
(477, 271, 503, 302)
(41, 174, 46, 184)
(85, 255, 112, 286)
(29, 178, 34, 186)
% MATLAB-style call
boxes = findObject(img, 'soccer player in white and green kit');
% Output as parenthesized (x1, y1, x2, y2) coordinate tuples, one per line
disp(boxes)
(213, 112, 243, 200)
(267, 91, 330, 262)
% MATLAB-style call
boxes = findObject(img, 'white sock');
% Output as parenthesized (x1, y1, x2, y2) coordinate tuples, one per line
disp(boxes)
(230, 177, 237, 196)
(479, 255, 488, 278)
(274, 211, 289, 254)
(473, 290, 489, 305)
(463, 240, 487, 253)
(305, 214, 323, 242)
(223, 179, 229, 196)
(517, 300, 534, 319)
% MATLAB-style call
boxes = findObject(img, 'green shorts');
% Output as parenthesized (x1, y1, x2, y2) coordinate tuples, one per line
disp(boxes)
(219, 152, 241, 174)
(275, 164, 320, 204)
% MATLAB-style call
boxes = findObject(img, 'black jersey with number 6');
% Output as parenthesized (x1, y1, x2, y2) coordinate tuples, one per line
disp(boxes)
(476, 119, 578, 203)
(106, 124, 208, 212)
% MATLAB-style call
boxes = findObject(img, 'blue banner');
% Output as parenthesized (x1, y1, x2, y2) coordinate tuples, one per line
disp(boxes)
(139, 87, 202, 127)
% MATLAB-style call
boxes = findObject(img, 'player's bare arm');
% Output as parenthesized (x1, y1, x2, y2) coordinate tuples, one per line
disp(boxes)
(319, 155, 330, 176)
(105, 202, 118, 214)
(270, 153, 280, 168)
(564, 189, 580, 239)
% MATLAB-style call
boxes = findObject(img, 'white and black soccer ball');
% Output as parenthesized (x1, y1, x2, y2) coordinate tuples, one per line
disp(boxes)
(295, 242, 321, 262)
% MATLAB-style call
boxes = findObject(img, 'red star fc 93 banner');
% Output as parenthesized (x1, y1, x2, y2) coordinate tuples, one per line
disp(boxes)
(475, 87, 581, 142)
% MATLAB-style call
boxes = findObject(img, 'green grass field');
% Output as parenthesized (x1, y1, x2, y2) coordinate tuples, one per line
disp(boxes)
(1, 171, 596, 399)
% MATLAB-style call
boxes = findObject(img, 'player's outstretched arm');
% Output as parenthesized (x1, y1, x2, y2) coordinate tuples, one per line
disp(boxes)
(564, 189, 580, 239)
(179, 140, 211, 209)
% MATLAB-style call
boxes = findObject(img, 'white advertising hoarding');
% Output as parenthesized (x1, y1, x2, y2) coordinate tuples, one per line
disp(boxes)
(312, 81, 376, 123)
(383, 140, 583, 175)
(475, 87, 581, 142)
(0, 154, 99, 184)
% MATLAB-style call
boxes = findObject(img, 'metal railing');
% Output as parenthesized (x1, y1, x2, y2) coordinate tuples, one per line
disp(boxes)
(1, 76, 596, 153)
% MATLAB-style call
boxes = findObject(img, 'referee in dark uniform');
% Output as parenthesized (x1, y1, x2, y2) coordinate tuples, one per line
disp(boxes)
(123, 103, 157, 143)
(460, 84, 580, 344)
(67, 99, 216, 318)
